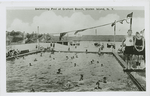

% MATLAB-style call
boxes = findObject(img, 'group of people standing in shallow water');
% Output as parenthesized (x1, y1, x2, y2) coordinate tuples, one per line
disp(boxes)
(122, 29, 145, 70)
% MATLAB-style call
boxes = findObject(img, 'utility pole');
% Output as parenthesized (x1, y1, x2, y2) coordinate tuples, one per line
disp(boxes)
(37, 26, 40, 50)
(95, 29, 97, 35)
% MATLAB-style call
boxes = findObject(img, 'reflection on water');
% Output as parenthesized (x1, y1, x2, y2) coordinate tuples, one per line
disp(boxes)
(7, 52, 139, 92)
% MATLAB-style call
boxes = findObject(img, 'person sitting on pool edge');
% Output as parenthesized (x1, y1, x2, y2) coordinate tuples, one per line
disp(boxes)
(107, 40, 111, 48)
(98, 46, 101, 56)
(86, 49, 88, 53)
(133, 32, 145, 69)
(101, 43, 104, 50)
(122, 29, 134, 69)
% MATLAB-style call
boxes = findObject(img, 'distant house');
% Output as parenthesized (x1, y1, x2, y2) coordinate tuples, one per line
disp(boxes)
(73, 35, 125, 42)
(46, 35, 125, 46)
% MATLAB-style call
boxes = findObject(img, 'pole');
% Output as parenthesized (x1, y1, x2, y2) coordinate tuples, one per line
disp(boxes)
(37, 26, 40, 49)
(95, 29, 97, 35)
(114, 21, 116, 52)
(67, 33, 68, 46)
(130, 17, 132, 30)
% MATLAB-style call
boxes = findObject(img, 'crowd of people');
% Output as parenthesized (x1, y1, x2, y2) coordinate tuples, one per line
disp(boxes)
(122, 29, 145, 70)
(6, 49, 20, 57)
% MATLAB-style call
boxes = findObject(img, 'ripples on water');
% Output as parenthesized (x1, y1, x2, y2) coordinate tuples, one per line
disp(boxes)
(6, 52, 139, 92)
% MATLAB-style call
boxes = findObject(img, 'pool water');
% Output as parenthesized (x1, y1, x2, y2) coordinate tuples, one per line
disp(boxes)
(6, 52, 139, 92)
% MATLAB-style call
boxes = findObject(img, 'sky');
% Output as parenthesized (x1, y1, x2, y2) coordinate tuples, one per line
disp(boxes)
(6, 6, 145, 36)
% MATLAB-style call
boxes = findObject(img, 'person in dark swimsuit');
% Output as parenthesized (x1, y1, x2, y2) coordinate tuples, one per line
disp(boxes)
(133, 32, 145, 69)
(140, 29, 145, 63)
(50, 42, 52, 47)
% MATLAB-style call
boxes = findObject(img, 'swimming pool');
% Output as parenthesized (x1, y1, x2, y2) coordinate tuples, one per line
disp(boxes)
(6, 52, 139, 92)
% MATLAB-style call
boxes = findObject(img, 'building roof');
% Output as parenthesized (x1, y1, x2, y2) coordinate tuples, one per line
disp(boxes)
(49, 35, 125, 42)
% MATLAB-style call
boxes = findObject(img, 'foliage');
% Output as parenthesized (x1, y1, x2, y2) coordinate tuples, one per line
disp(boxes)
(6, 30, 52, 43)
(9, 30, 21, 36)
(12, 37, 23, 42)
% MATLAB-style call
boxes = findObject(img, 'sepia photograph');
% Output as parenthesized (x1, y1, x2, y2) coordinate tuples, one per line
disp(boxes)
(0, 0, 150, 96)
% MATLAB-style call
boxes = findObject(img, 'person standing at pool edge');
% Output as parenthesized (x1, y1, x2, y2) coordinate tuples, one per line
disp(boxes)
(140, 29, 145, 64)
(122, 29, 134, 69)
(133, 32, 145, 69)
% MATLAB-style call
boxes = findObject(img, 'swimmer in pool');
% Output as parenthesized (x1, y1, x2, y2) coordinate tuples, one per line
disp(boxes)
(86, 49, 88, 53)
(96, 80, 102, 89)
(76, 54, 78, 58)
(79, 74, 83, 81)
(103, 77, 107, 83)
(31, 88, 35, 92)
(40, 52, 42, 57)
(34, 58, 37, 61)
(29, 63, 32, 66)
(74, 63, 76, 67)
(57, 68, 62, 74)
(65, 81, 71, 88)
(66, 56, 69, 60)
(92, 59, 94, 62)
(35, 74, 37, 79)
